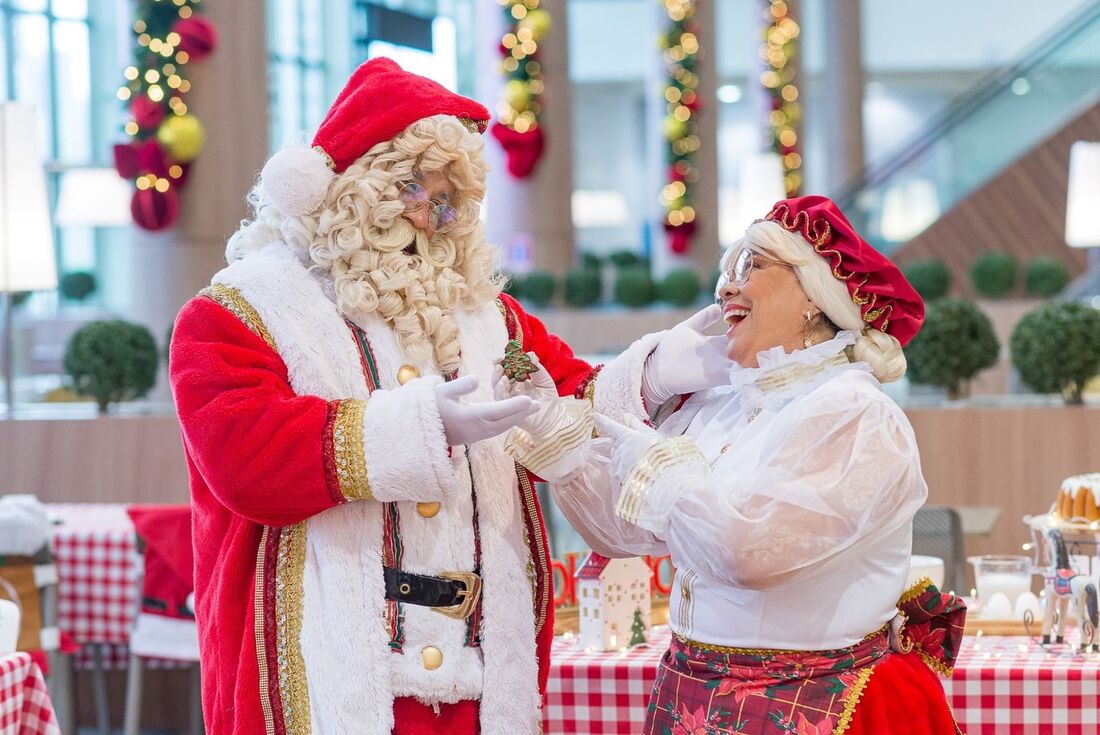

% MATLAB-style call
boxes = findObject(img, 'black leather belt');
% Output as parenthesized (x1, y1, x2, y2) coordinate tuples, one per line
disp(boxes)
(383, 567, 482, 620)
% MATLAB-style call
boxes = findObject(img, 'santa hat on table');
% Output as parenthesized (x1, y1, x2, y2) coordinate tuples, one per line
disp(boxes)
(259, 57, 491, 216)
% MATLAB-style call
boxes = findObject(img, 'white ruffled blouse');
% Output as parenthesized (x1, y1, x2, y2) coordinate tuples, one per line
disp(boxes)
(553, 332, 928, 650)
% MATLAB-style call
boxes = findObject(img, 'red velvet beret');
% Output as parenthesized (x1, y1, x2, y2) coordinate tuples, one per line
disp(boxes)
(763, 195, 925, 346)
(313, 57, 490, 173)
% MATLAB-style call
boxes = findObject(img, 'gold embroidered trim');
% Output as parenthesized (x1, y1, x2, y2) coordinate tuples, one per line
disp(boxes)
(763, 204, 891, 334)
(897, 576, 935, 605)
(677, 570, 696, 640)
(753, 352, 850, 395)
(200, 283, 278, 351)
(916, 647, 954, 677)
(675, 623, 889, 657)
(275, 523, 310, 735)
(312, 144, 335, 170)
(616, 436, 705, 524)
(516, 464, 549, 634)
(333, 399, 372, 500)
(515, 401, 593, 473)
(833, 664, 876, 735)
(254, 528, 276, 735)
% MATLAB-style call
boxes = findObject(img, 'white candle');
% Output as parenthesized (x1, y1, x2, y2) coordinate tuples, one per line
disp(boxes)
(977, 572, 1030, 607)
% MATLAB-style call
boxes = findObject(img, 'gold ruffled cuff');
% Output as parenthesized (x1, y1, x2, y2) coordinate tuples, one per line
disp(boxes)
(615, 436, 705, 525)
(332, 399, 372, 500)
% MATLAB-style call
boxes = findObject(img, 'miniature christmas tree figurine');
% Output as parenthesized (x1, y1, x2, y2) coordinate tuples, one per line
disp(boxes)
(629, 606, 647, 646)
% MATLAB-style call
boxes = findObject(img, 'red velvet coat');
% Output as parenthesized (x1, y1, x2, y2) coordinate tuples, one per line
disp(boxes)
(171, 249, 593, 735)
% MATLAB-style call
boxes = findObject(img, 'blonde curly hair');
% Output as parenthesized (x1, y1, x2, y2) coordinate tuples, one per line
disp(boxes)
(227, 114, 503, 374)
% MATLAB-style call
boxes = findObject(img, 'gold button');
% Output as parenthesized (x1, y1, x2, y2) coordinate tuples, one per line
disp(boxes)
(397, 365, 420, 385)
(421, 646, 443, 670)
(416, 501, 441, 518)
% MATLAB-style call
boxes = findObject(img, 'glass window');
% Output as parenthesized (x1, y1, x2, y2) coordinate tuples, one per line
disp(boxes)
(267, 0, 332, 150)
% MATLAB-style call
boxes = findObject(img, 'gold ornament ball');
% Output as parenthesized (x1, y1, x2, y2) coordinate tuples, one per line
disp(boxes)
(156, 113, 205, 162)
(505, 79, 531, 112)
(519, 9, 552, 41)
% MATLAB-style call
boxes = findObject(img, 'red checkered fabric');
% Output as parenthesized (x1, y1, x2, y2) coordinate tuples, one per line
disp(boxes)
(545, 628, 1100, 735)
(47, 504, 186, 671)
(0, 651, 61, 735)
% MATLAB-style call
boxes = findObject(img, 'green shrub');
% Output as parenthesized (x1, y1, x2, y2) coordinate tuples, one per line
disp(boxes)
(1011, 301, 1100, 405)
(657, 268, 702, 306)
(563, 268, 601, 308)
(59, 271, 97, 302)
(902, 259, 950, 301)
(580, 252, 603, 272)
(614, 267, 655, 308)
(904, 298, 999, 399)
(522, 270, 556, 308)
(1025, 257, 1069, 298)
(63, 320, 159, 414)
(970, 251, 1018, 298)
(609, 250, 643, 269)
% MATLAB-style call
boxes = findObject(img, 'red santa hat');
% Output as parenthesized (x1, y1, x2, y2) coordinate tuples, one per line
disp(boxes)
(762, 195, 925, 346)
(260, 57, 490, 216)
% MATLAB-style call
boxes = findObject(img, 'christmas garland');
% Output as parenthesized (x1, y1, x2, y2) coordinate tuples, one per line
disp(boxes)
(112, 0, 218, 231)
(490, 0, 551, 179)
(761, 0, 801, 196)
(658, 0, 701, 255)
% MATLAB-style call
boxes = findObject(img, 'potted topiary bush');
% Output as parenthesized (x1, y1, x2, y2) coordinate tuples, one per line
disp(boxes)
(521, 270, 556, 308)
(59, 271, 97, 302)
(614, 267, 655, 308)
(609, 250, 643, 270)
(970, 251, 1018, 298)
(62, 320, 159, 414)
(657, 268, 701, 306)
(563, 268, 601, 308)
(1024, 257, 1069, 298)
(902, 259, 950, 301)
(1011, 301, 1100, 405)
(580, 252, 603, 272)
(904, 298, 999, 400)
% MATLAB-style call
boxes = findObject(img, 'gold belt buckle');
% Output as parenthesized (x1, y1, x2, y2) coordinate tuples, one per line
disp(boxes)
(431, 571, 482, 620)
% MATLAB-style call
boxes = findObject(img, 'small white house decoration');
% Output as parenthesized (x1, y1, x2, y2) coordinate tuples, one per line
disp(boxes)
(576, 552, 652, 651)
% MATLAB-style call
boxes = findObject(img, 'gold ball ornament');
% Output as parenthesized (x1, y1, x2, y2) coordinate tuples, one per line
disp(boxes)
(505, 79, 531, 112)
(518, 9, 552, 41)
(156, 113, 205, 162)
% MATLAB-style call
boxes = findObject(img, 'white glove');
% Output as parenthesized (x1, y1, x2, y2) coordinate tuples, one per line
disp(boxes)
(492, 353, 569, 439)
(434, 375, 537, 446)
(642, 305, 731, 406)
(494, 355, 594, 482)
(593, 414, 661, 491)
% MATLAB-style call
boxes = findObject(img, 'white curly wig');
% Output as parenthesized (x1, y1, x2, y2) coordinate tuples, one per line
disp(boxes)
(227, 114, 503, 374)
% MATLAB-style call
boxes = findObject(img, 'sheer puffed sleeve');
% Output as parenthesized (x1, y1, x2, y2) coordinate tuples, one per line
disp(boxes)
(550, 438, 670, 559)
(615, 378, 927, 588)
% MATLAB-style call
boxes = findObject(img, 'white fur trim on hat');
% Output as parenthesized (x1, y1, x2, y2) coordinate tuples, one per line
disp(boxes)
(258, 145, 335, 216)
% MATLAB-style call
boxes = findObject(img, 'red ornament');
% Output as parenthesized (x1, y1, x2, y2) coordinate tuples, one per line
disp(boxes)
(131, 95, 165, 131)
(664, 220, 697, 254)
(172, 16, 219, 63)
(114, 139, 170, 179)
(490, 122, 545, 179)
(131, 186, 180, 231)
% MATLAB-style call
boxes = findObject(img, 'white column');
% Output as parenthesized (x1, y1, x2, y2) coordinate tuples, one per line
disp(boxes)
(475, 0, 574, 275)
(820, 0, 865, 188)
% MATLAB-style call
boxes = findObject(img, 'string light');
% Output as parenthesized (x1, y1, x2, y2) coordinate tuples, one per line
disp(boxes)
(494, 0, 549, 157)
(762, 0, 801, 195)
(659, 0, 701, 254)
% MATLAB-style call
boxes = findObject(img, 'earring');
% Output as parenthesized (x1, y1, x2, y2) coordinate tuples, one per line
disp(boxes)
(803, 312, 814, 348)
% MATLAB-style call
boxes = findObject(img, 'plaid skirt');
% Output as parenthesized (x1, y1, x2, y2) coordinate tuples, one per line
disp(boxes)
(643, 580, 965, 735)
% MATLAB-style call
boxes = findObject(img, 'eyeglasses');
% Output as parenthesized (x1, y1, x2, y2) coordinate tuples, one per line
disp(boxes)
(714, 248, 792, 300)
(397, 180, 459, 234)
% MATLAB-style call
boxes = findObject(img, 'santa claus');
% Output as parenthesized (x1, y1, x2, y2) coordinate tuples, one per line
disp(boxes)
(169, 58, 631, 735)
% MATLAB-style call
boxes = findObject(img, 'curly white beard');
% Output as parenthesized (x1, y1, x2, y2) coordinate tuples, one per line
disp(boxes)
(323, 216, 472, 375)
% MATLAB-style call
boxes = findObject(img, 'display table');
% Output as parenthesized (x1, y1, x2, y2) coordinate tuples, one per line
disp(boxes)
(545, 627, 1100, 735)
(0, 652, 61, 735)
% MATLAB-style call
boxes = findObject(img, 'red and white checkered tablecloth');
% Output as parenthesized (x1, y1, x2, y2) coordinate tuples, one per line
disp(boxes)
(48, 504, 139, 669)
(0, 652, 60, 735)
(48, 503, 138, 647)
(545, 627, 1100, 735)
